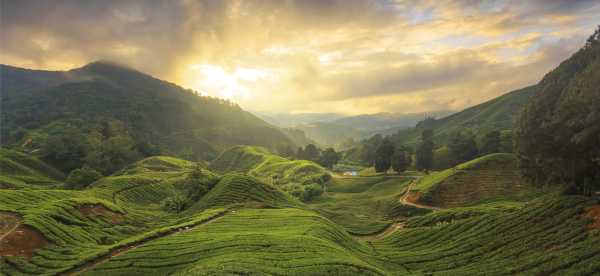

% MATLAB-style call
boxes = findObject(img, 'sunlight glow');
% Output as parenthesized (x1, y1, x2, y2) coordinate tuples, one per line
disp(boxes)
(188, 64, 270, 100)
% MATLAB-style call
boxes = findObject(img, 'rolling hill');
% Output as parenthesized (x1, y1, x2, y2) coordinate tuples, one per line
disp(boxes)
(1, 151, 598, 275)
(406, 153, 539, 208)
(390, 85, 537, 146)
(0, 62, 294, 163)
(209, 146, 330, 201)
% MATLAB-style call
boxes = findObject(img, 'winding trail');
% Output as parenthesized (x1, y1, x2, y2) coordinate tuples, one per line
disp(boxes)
(352, 222, 406, 241)
(399, 179, 444, 211)
(63, 211, 227, 276)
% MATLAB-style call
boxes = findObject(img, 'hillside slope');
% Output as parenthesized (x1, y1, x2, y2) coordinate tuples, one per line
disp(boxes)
(0, 149, 65, 189)
(1, 62, 293, 161)
(391, 85, 537, 146)
(1, 153, 599, 275)
(408, 153, 534, 207)
(209, 146, 330, 201)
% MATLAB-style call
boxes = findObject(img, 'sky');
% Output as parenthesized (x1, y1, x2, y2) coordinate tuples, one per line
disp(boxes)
(1, 0, 599, 115)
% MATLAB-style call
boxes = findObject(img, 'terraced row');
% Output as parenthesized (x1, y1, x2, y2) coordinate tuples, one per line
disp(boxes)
(373, 196, 600, 275)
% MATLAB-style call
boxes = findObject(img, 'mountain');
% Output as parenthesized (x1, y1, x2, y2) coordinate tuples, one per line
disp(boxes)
(0, 62, 294, 163)
(332, 110, 453, 133)
(295, 122, 369, 147)
(253, 111, 343, 128)
(390, 85, 537, 146)
(515, 30, 600, 190)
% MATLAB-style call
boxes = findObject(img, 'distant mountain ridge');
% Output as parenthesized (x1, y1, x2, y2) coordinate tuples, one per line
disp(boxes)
(1, 61, 294, 162)
(389, 85, 538, 146)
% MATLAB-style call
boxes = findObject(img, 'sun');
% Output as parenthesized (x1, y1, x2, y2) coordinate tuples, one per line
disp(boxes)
(186, 64, 270, 100)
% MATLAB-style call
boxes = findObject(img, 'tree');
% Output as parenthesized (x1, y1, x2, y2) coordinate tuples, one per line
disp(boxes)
(374, 139, 394, 173)
(448, 130, 478, 164)
(65, 167, 103, 189)
(361, 134, 383, 166)
(480, 130, 501, 155)
(416, 129, 434, 173)
(296, 147, 305, 159)
(391, 150, 410, 174)
(303, 144, 320, 161)
(277, 144, 295, 158)
(318, 148, 340, 169)
(515, 27, 600, 195)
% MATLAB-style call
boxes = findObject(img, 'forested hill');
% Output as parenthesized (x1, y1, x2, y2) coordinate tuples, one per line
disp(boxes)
(390, 84, 537, 146)
(0, 62, 293, 169)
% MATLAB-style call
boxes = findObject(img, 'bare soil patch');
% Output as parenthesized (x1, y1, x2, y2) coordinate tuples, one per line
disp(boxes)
(0, 212, 21, 239)
(78, 204, 124, 224)
(583, 205, 600, 230)
(1, 223, 48, 259)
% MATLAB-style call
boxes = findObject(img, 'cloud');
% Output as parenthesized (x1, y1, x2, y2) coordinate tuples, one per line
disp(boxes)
(1, 0, 598, 114)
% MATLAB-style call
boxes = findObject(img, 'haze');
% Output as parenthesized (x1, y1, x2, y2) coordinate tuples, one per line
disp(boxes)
(1, 0, 598, 114)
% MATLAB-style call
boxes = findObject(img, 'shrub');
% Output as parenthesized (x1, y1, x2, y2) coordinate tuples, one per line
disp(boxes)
(65, 167, 103, 189)
(162, 195, 188, 213)
(301, 184, 323, 202)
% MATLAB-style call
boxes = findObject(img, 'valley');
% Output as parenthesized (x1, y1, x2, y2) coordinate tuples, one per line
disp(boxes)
(1, 6, 600, 275)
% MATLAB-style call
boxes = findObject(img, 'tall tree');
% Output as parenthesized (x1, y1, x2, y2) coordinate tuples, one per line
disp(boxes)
(318, 148, 340, 169)
(391, 150, 411, 174)
(303, 144, 321, 162)
(416, 129, 434, 173)
(480, 130, 501, 155)
(448, 130, 478, 164)
(361, 134, 383, 166)
(374, 139, 395, 173)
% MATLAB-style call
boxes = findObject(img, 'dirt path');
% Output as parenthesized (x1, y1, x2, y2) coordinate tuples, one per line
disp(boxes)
(63, 212, 227, 276)
(353, 222, 406, 241)
(399, 180, 443, 211)
(0, 212, 21, 242)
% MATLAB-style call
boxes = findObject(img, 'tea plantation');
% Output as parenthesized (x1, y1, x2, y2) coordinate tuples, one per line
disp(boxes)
(1, 149, 599, 275)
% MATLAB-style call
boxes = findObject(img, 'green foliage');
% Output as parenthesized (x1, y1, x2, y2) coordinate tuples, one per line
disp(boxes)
(515, 27, 600, 193)
(479, 130, 501, 155)
(65, 167, 103, 189)
(360, 134, 383, 166)
(374, 139, 394, 173)
(317, 147, 340, 169)
(415, 129, 434, 172)
(390, 85, 537, 147)
(308, 176, 414, 235)
(302, 144, 320, 161)
(432, 146, 453, 170)
(162, 194, 188, 213)
(448, 129, 479, 165)
(209, 146, 329, 201)
(391, 150, 410, 174)
(0, 148, 64, 188)
(1, 62, 294, 164)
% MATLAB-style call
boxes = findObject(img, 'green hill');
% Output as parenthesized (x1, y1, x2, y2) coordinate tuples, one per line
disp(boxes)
(1, 152, 599, 275)
(192, 173, 301, 210)
(515, 30, 600, 191)
(408, 153, 537, 207)
(1, 62, 293, 164)
(391, 85, 537, 146)
(0, 149, 65, 189)
(209, 146, 330, 201)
